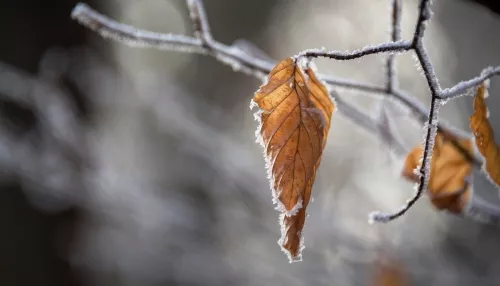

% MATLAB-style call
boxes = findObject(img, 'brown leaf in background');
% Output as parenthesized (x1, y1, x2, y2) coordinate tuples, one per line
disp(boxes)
(402, 132, 473, 213)
(372, 256, 407, 286)
(251, 58, 334, 262)
(470, 82, 500, 187)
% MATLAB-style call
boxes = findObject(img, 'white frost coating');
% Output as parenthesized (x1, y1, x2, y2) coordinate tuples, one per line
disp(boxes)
(275, 198, 303, 217)
(296, 57, 310, 71)
(307, 60, 319, 74)
(483, 79, 490, 99)
(484, 78, 491, 90)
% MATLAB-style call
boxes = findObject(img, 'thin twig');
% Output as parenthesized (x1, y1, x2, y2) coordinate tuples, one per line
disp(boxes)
(386, 0, 402, 93)
(294, 41, 412, 61)
(71, 4, 206, 53)
(440, 66, 500, 99)
(185, 0, 213, 45)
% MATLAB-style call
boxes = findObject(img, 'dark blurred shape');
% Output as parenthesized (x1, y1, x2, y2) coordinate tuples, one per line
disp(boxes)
(467, 0, 500, 16)
(0, 0, 98, 285)
(0, 182, 82, 286)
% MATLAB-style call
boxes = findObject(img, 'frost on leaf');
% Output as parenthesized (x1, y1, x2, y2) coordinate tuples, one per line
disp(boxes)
(251, 58, 334, 262)
(469, 82, 500, 187)
(402, 132, 473, 214)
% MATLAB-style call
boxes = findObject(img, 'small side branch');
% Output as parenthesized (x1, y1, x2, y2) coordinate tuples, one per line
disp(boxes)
(295, 41, 412, 61)
(71, 3, 206, 53)
(186, 0, 213, 45)
(440, 66, 500, 99)
(412, 0, 433, 43)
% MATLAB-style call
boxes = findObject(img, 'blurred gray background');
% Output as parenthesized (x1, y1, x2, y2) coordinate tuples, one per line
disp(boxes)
(1, 0, 500, 285)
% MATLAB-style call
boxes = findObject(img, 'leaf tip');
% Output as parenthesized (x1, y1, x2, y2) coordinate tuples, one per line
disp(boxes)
(277, 214, 305, 263)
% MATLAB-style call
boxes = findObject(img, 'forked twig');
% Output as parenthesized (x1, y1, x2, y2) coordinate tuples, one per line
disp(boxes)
(70, 0, 500, 224)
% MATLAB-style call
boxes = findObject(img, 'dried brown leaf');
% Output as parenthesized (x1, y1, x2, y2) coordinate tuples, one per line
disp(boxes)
(402, 132, 473, 213)
(251, 58, 334, 262)
(470, 82, 500, 187)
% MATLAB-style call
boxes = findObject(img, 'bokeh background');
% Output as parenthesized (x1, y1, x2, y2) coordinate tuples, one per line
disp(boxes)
(1, 0, 500, 285)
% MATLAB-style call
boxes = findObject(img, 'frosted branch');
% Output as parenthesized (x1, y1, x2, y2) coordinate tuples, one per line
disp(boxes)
(70, 0, 500, 225)
(440, 66, 500, 99)
(386, 0, 402, 92)
(70, 2, 465, 140)
(186, 0, 213, 44)
(71, 3, 205, 53)
(412, 0, 433, 43)
(295, 41, 412, 61)
(414, 44, 442, 95)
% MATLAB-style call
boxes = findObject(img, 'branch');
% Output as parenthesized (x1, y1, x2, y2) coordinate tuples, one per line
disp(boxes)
(440, 66, 500, 99)
(386, 0, 402, 93)
(185, 0, 213, 45)
(70, 3, 412, 153)
(73, 2, 469, 145)
(70, 1, 500, 225)
(71, 3, 272, 79)
(294, 41, 412, 61)
(71, 4, 205, 52)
